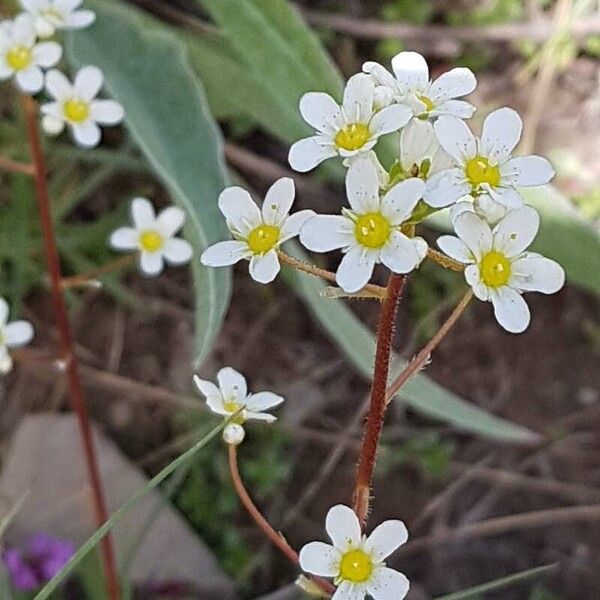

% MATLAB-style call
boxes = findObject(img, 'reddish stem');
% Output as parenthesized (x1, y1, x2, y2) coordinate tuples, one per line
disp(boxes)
(228, 444, 335, 595)
(21, 95, 121, 600)
(353, 273, 406, 527)
(0, 155, 36, 176)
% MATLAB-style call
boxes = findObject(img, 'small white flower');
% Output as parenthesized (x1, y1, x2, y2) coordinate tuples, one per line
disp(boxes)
(288, 73, 412, 172)
(194, 367, 284, 425)
(0, 14, 61, 94)
(110, 197, 193, 277)
(20, 0, 95, 38)
(300, 158, 427, 293)
(0, 297, 34, 375)
(450, 194, 508, 227)
(438, 206, 565, 333)
(425, 108, 555, 209)
(40, 66, 124, 147)
(363, 51, 477, 121)
(222, 423, 245, 446)
(201, 178, 314, 284)
(299, 504, 410, 600)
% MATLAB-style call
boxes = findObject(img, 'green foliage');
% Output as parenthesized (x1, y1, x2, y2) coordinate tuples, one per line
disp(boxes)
(447, 0, 524, 26)
(529, 584, 562, 600)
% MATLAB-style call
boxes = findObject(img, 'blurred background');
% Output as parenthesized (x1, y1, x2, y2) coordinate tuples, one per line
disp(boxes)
(0, 0, 599, 598)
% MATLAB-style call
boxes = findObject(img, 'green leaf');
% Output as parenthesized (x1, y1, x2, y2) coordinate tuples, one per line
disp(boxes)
(33, 419, 229, 600)
(67, 0, 231, 366)
(435, 563, 557, 599)
(283, 241, 538, 444)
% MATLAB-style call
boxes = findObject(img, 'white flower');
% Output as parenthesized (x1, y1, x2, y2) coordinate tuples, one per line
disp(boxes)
(0, 297, 34, 375)
(363, 51, 476, 120)
(20, 0, 95, 38)
(300, 158, 427, 293)
(450, 194, 508, 227)
(0, 14, 61, 94)
(299, 504, 410, 600)
(40, 66, 124, 147)
(110, 197, 193, 277)
(288, 73, 412, 172)
(201, 178, 314, 284)
(425, 108, 555, 209)
(194, 367, 284, 425)
(438, 206, 564, 333)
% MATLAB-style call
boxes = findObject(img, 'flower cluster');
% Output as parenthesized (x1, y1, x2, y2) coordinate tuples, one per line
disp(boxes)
(0, 0, 124, 147)
(203, 50, 564, 334)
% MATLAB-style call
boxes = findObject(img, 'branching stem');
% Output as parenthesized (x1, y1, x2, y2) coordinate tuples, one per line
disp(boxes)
(60, 254, 136, 289)
(0, 155, 36, 176)
(426, 248, 465, 272)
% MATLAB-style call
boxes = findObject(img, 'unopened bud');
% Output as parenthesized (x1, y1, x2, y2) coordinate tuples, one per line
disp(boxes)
(223, 423, 245, 446)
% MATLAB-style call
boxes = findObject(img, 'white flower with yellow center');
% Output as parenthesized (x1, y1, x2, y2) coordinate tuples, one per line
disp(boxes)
(201, 178, 314, 284)
(110, 197, 193, 277)
(0, 14, 61, 94)
(288, 73, 412, 173)
(299, 504, 409, 600)
(0, 297, 34, 375)
(40, 67, 124, 148)
(425, 108, 555, 209)
(438, 206, 564, 333)
(363, 51, 476, 120)
(20, 0, 95, 38)
(300, 158, 427, 293)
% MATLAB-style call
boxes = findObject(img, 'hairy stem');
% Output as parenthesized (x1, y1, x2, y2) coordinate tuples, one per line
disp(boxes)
(426, 248, 465, 272)
(0, 155, 36, 176)
(61, 254, 136, 289)
(353, 273, 406, 526)
(21, 95, 121, 600)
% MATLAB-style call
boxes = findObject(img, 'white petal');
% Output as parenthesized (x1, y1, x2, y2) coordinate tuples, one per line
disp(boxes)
(434, 99, 476, 119)
(369, 103, 411, 136)
(193, 375, 220, 399)
(450, 201, 475, 223)
(156, 206, 185, 237)
(206, 394, 228, 416)
(72, 121, 101, 148)
(325, 505, 362, 551)
(63, 9, 95, 29)
(493, 206, 539, 258)
(333, 581, 366, 600)
(342, 73, 374, 123)
(90, 100, 124, 125)
(362, 61, 397, 89)
(0, 59, 13, 80)
(279, 210, 315, 242)
(162, 238, 193, 265)
(509, 253, 564, 294)
(249, 250, 280, 284)
(453, 211, 493, 260)
(381, 177, 425, 225)
(465, 264, 490, 301)
(288, 135, 337, 173)
(391, 51, 429, 93)
(346, 157, 380, 213)
(490, 286, 530, 333)
(245, 391, 284, 412)
(299, 92, 342, 134)
(109, 227, 138, 250)
(21, 0, 48, 12)
(429, 67, 476, 102)
(74, 65, 103, 101)
(244, 411, 277, 423)
(41, 115, 65, 136)
(54, 0, 83, 12)
(262, 177, 295, 225)
(15, 67, 44, 93)
(139, 252, 164, 277)
(336, 246, 377, 294)
(434, 116, 476, 163)
(0, 298, 8, 324)
(367, 567, 410, 600)
(299, 542, 340, 577)
(300, 215, 353, 252)
(0, 350, 13, 375)
(32, 41, 61, 67)
(218, 186, 261, 235)
(437, 235, 472, 263)
(473, 194, 509, 224)
(12, 13, 36, 44)
(201, 240, 248, 267)
(400, 119, 438, 170)
(4, 321, 34, 347)
(500, 156, 555, 186)
(480, 107, 522, 163)
(423, 168, 470, 208)
(44, 69, 72, 100)
(34, 17, 56, 38)
(380, 232, 427, 274)
(130, 197, 156, 229)
(488, 186, 524, 209)
(217, 367, 247, 401)
(364, 520, 408, 562)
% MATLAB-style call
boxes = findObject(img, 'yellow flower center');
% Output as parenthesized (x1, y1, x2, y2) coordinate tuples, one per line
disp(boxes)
(466, 156, 501, 188)
(334, 123, 371, 152)
(247, 224, 280, 254)
(339, 550, 373, 583)
(6, 46, 32, 71)
(139, 230, 164, 252)
(418, 95, 434, 112)
(223, 400, 245, 424)
(480, 251, 511, 287)
(64, 99, 91, 123)
(354, 212, 391, 249)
